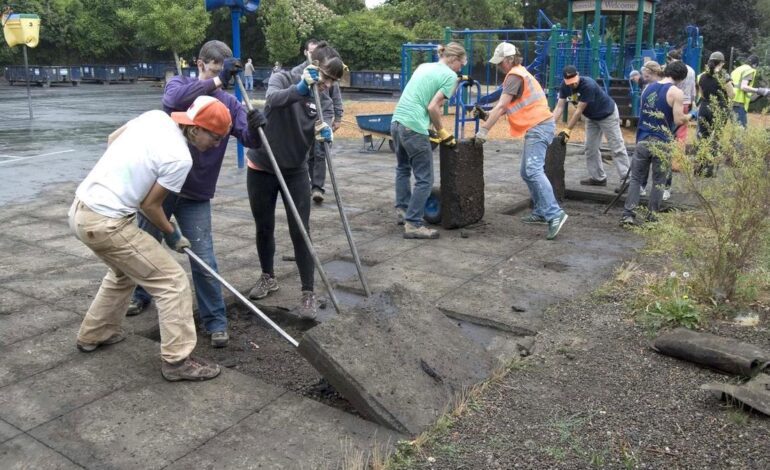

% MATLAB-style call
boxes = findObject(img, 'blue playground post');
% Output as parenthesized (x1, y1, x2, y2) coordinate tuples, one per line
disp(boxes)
(204, 0, 260, 169)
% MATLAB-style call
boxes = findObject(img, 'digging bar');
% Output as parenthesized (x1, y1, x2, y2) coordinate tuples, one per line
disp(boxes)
(306, 56, 371, 297)
(184, 248, 299, 347)
(235, 75, 342, 315)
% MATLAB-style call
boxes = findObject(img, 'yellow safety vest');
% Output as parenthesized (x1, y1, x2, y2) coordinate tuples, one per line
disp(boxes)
(731, 64, 756, 110)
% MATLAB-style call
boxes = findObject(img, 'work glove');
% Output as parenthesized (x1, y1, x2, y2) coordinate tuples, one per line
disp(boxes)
(689, 109, 698, 121)
(315, 121, 333, 143)
(457, 74, 475, 83)
(557, 129, 570, 144)
(296, 64, 319, 96)
(756, 87, 770, 97)
(472, 104, 489, 121)
(474, 127, 489, 144)
(435, 128, 456, 148)
(247, 109, 267, 134)
(218, 58, 243, 89)
(164, 221, 191, 253)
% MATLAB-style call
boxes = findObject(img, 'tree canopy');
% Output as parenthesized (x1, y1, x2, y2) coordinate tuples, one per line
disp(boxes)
(1, 0, 766, 70)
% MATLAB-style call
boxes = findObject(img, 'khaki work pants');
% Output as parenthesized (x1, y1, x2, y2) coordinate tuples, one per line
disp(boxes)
(69, 199, 196, 363)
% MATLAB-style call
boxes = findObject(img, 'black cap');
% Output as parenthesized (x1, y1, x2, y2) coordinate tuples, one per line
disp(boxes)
(748, 55, 759, 67)
(563, 65, 578, 79)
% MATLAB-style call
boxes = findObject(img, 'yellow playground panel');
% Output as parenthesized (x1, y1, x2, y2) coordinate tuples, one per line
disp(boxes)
(2, 12, 41, 48)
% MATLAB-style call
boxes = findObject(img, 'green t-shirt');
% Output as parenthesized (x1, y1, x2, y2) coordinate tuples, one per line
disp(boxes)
(392, 62, 458, 135)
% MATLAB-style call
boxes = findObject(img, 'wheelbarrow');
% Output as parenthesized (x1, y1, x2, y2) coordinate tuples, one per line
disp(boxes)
(355, 114, 395, 152)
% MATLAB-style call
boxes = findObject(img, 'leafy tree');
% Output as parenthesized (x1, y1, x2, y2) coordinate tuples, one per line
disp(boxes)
(74, 0, 136, 61)
(655, 0, 760, 59)
(317, 9, 414, 69)
(381, 0, 521, 31)
(264, 0, 300, 65)
(118, 0, 209, 73)
(318, 0, 365, 15)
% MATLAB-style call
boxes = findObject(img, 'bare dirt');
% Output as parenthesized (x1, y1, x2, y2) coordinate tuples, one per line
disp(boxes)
(191, 307, 360, 416)
(405, 289, 770, 469)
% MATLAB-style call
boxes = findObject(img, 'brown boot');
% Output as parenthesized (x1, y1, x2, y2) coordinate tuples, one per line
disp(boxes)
(161, 356, 221, 382)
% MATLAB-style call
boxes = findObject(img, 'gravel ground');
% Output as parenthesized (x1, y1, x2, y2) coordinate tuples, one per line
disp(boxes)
(407, 291, 770, 469)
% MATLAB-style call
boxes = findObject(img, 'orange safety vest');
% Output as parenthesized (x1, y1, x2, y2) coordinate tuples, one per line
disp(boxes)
(504, 65, 553, 138)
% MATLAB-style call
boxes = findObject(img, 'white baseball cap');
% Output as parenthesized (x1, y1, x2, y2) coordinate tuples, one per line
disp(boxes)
(489, 42, 519, 64)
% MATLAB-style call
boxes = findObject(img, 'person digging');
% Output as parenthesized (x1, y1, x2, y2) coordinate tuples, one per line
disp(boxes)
(69, 96, 232, 382)
(474, 42, 568, 240)
(246, 43, 345, 320)
(125, 40, 266, 350)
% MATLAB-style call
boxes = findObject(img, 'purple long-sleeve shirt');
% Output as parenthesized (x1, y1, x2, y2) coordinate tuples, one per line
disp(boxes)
(163, 75, 260, 200)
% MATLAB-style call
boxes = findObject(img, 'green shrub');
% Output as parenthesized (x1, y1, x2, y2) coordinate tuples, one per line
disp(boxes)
(644, 106, 770, 305)
(642, 272, 702, 330)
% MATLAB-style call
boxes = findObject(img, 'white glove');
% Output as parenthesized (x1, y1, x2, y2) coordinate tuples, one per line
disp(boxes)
(474, 127, 489, 144)
(756, 87, 770, 97)
(302, 64, 319, 86)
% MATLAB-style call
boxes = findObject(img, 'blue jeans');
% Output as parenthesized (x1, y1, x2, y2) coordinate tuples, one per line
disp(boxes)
(623, 140, 666, 218)
(244, 75, 254, 90)
(732, 105, 747, 128)
(133, 194, 227, 333)
(392, 121, 434, 226)
(521, 120, 562, 221)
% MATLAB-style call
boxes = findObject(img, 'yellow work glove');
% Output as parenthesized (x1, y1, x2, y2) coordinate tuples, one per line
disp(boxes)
(436, 128, 456, 148)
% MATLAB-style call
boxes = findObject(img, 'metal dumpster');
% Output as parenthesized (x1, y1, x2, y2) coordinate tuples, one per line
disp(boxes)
(81, 64, 138, 84)
(4, 65, 81, 86)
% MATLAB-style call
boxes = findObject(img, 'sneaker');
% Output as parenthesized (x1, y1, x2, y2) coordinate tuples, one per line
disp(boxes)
(520, 214, 547, 224)
(579, 177, 607, 186)
(76, 330, 127, 353)
(395, 207, 406, 225)
(403, 222, 439, 239)
(126, 298, 149, 317)
(312, 188, 324, 203)
(546, 211, 568, 240)
(211, 331, 228, 348)
(297, 291, 318, 320)
(620, 215, 636, 226)
(640, 187, 648, 197)
(662, 189, 671, 201)
(161, 355, 221, 382)
(248, 273, 279, 300)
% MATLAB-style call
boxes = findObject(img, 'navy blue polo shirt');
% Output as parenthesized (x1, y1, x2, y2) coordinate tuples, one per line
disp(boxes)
(558, 76, 616, 120)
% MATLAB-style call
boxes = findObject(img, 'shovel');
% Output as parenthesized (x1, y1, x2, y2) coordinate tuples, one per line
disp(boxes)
(235, 75, 342, 315)
(184, 248, 299, 347)
(305, 54, 371, 297)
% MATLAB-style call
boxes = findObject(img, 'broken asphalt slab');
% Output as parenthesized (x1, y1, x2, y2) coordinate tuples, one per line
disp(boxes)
(298, 284, 496, 436)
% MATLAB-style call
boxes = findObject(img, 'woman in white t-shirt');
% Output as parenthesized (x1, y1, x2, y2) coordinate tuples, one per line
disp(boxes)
(69, 96, 233, 382)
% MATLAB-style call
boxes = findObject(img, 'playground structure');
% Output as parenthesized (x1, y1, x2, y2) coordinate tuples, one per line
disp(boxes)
(400, 2, 703, 137)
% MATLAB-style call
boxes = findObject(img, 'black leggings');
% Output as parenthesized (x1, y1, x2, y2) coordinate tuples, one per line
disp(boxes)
(247, 168, 314, 291)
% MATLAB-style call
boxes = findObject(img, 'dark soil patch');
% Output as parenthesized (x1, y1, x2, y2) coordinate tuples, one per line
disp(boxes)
(191, 304, 359, 416)
(407, 293, 770, 469)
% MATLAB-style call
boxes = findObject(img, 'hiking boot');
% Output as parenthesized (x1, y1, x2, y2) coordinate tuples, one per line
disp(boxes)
(161, 355, 221, 382)
(662, 189, 671, 201)
(579, 177, 607, 186)
(620, 215, 636, 226)
(126, 298, 149, 317)
(520, 214, 547, 224)
(297, 291, 318, 320)
(211, 331, 229, 348)
(395, 207, 406, 225)
(312, 188, 324, 203)
(76, 330, 127, 353)
(248, 273, 279, 300)
(404, 222, 439, 239)
(546, 211, 568, 240)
